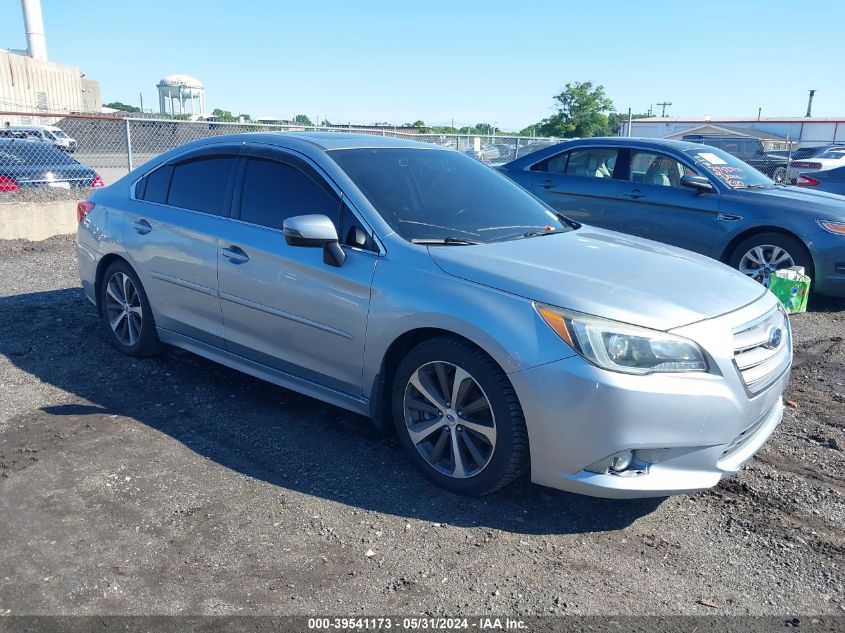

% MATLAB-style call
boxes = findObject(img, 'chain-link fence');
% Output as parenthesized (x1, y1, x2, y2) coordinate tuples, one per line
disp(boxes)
(0, 112, 559, 204)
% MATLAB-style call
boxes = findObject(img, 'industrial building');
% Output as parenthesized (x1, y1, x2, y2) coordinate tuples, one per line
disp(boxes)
(0, 0, 101, 126)
(620, 117, 845, 145)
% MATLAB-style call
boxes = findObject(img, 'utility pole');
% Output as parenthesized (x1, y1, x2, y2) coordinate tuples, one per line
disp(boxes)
(139, 92, 144, 113)
(657, 101, 672, 117)
(757, 107, 762, 121)
(805, 90, 817, 117)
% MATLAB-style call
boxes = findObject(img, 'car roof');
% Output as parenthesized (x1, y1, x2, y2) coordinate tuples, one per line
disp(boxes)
(568, 136, 713, 151)
(263, 131, 438, 151)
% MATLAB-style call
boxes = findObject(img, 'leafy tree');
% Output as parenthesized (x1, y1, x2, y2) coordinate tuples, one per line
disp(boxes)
(412, 120, 426, 128)
(104, 101, 140, 113)
(211, 108, 237, 122)
(239, 113, 252, 122)
(536, 81, 614, 138)
(173, 113, 192, 120)
(294, 114, 314, 126)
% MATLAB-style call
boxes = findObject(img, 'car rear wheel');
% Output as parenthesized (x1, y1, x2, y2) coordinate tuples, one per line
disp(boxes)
(100, 260, 162, 357)
(771, 166, 787, 183)
(392, 337, 528, 496)
(728, 232, 812, 288)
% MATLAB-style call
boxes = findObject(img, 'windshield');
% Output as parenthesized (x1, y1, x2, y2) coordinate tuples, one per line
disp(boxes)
(682, 146, 774, 189)
(0, 142, 79, 166)
(330, 148, 572, 243)
(50, 129, 68, 139)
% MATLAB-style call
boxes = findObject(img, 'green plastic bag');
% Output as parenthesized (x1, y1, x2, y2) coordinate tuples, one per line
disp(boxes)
(769, 267, 810, 314)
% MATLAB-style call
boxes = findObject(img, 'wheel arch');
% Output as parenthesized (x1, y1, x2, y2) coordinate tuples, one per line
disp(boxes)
(94, 253, 133, 316)
(720, 225, 815, 272)
(368, 327, 515, 435)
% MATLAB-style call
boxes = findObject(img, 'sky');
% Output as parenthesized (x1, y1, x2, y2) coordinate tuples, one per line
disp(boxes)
(2, 0, 844, 131)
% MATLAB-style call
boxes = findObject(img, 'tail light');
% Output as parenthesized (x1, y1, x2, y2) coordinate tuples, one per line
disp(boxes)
(796, 175, 820, 186)
(790, 161, 821, 169)
(0, 175, 20, 192)
(91, 174, 105, 188)
(77, 200, 95, 223)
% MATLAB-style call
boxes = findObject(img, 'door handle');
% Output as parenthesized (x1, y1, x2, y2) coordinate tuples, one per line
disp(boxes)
(132, 219, 152, 235)
(540, 179, 555, 189)
(623, 190, 645, 199)
(221, 246, 249, 264)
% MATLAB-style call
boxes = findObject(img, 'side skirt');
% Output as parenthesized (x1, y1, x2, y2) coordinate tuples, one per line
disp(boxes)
(156, 328, 371, 417)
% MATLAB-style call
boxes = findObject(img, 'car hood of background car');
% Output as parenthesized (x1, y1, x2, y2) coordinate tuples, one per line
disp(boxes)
(731, 185, 845, 218)
(427, 228, 766, 331)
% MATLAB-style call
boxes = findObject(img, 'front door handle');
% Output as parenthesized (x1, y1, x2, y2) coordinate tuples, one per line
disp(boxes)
(221, 246, 249, 264)
(623, 189, 645, 199)
(540, 179, 555, 189)
(132, 219, 152, 235)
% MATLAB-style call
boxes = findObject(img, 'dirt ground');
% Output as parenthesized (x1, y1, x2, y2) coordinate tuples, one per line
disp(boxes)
(0, 234, 843, 616)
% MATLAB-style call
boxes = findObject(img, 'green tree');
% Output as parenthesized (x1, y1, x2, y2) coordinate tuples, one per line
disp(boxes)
(294, 114, 314, 126)
(104, 101, 140, 113)
(537, 81, 614, 138)
(412, 120, 426, 128)
(211, 108, 236, 122)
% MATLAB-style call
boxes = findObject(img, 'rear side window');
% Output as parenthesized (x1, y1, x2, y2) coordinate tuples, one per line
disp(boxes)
(239, 158, 339, 230)
(167, 156, 237, 216)
(139, 165, 173, 203)
(534, 148, 619, 178)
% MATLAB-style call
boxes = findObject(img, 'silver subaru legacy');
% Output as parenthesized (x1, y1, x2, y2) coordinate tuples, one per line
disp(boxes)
(76, 133, 792, 498)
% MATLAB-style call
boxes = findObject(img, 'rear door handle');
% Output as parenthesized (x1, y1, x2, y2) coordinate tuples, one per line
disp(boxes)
(540, 179, 555, 189)
(221, 246, 249, 264)
(623, 190, 645, 199)
(132, 219, 152, 235)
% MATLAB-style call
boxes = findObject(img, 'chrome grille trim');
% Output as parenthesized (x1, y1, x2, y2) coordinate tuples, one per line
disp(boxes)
(732, 305, 791, 396)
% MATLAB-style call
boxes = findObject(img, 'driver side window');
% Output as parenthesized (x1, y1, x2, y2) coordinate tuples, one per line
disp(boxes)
(629, 151, 698, 189)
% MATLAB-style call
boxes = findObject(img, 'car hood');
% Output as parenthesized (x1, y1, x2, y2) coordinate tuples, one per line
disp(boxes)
(732, 184, 845, 216)
(428, 227, 766, 331)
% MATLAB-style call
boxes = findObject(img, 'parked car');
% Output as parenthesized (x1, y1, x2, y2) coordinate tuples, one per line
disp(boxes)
(681, 134, 789, 182)
(497, 137, 845, 297)
(77, 132, 791, 498)
(0, 138, 103, 192)
(769, 144, 845, 162)
(796, 163, 845, 195)
(787, 149, 845, 182)
(2, 124, 77, 152)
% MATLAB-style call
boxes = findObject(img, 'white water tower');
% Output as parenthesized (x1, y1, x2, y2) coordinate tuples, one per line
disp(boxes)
(157, 74, 205, 116)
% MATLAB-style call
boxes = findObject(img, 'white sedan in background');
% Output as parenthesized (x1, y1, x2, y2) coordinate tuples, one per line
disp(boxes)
(787, 148, 845, 181)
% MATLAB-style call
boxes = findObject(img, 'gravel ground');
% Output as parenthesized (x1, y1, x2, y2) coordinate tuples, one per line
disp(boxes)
(0, 235, 843, 616)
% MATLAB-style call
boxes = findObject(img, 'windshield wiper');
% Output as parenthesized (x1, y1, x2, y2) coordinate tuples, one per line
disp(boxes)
(523, 229, 559, 238)
(411, 237, 482, 246)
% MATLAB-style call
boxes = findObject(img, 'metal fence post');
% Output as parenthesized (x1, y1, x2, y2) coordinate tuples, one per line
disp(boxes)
(124, 118, 133, 173)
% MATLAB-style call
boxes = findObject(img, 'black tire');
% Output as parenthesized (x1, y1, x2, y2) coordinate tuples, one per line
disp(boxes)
(391, 336, 529, 496)
(772, 166, 787, 183)
(99, 260, 162, 357)
(728, 232, 813, 288)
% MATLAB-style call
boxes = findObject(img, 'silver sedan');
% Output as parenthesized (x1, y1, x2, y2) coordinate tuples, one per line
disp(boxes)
(76, 133, 791, 497)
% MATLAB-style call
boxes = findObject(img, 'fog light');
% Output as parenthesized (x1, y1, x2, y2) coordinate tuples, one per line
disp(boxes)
(609, 450, 633, 473)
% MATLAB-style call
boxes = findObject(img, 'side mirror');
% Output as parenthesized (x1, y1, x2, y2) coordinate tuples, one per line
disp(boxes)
(283, 214, 346, 267)
(680, 174, 715, 193)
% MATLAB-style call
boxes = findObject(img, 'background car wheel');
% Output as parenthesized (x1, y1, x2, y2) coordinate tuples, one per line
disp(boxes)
(392, 336, 529, 496)
(771, 166, 787, 183)
(728, 232, 812, 289)
(100, 260, 162, 357)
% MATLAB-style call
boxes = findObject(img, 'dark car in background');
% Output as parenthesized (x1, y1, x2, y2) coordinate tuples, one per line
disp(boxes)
(497, 137, 845, 297)
(681, 134, 789, 183)
(0, 139, 103, 193)
(796, 163, 845, 195)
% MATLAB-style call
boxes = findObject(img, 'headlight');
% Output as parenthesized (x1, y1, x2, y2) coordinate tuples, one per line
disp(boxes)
(535, 303, 708, 374)
(818, 219, 845, 236)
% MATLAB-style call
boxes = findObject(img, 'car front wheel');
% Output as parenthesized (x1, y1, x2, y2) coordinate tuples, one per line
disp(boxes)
(392, 337, 529, 496)
(729, 232, 812, 288)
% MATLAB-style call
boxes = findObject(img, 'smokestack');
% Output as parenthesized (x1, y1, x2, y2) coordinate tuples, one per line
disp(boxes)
(805, 90, 816, 118)
(20, 0, 48, 61)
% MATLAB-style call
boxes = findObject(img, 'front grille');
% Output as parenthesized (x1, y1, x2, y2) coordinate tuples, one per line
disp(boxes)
(732, 306, 791, 396)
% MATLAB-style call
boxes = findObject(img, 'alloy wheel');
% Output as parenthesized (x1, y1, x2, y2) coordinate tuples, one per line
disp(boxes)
(104, 272, 143, 347)
(403, 361, 496, 479)
(738, 244, 795, 287)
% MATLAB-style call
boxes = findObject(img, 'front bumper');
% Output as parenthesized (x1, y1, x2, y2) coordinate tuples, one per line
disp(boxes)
(809, 229, 845, 297)
(509, 295, 791, 498)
